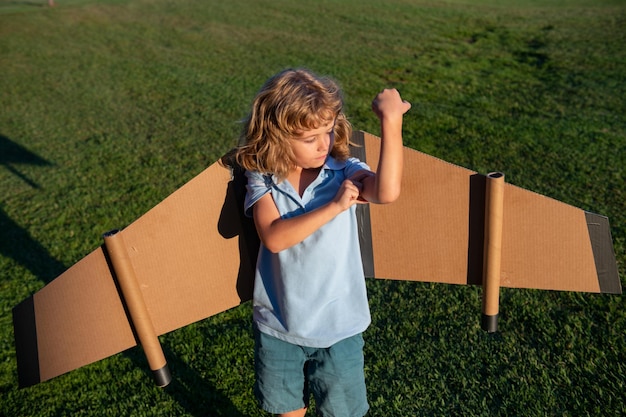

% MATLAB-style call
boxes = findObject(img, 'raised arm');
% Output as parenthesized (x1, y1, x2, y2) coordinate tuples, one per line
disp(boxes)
(356, 89, 411, 204)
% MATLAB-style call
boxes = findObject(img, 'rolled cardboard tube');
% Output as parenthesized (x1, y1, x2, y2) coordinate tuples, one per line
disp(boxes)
(103, 230, 171, 387)
(481, 172, 505, 332)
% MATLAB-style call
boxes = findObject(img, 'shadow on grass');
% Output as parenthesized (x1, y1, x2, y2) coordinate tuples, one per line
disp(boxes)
(0, 206, 68, 284)
(1, 133, 52, 189)
(0, 134, 66, 283)
(121, 343, 253, 417)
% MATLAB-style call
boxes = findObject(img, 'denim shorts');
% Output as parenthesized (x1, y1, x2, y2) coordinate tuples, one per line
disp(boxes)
(254, 328, 369, 417)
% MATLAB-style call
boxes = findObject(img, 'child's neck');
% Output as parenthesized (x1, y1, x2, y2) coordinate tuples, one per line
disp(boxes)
(287, 166, 322, 197)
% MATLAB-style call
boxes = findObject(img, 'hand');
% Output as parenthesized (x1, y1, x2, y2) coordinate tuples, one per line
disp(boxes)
(332, 179, 365, 211)
(372, 88, 411, 121)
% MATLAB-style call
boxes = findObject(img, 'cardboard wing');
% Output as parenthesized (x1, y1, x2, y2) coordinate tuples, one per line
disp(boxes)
(351, 131, 620, 331)
(13, 161, 259, 388)
(12, 130, 621, 388)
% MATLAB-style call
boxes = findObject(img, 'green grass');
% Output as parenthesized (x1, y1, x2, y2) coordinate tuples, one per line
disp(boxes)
(1, 0, 625, 415)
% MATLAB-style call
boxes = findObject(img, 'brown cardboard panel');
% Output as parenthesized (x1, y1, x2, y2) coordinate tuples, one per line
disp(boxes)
(500, 183, 598, 292)
(359, 131, 616, 293)
(361, 131, 476, 285)
(119, 162, 251, 337)
(33, 248, 136, 384)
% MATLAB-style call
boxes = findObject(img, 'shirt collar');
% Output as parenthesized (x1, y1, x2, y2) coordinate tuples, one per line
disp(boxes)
(323, 155, 347, 170)
(269, 155, 347, 185)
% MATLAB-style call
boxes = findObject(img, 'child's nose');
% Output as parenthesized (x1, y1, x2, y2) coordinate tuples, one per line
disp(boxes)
(319, 134, 330, 150)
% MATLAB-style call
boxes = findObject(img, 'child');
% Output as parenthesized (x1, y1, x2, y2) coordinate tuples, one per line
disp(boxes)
(234, 68, 410, 417)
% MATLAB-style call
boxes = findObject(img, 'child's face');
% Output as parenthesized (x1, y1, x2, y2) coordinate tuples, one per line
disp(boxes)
(289, 119, 335, 170)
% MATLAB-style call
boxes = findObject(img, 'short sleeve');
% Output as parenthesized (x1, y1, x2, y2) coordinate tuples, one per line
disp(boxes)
(343, 157, 371, 178)
(244, 171, 272, 217)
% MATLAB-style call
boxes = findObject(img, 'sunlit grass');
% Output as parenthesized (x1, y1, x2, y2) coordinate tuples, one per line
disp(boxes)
(1, 0, 624, 415)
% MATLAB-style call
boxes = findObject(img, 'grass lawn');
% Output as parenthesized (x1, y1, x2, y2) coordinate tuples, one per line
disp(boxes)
(1, 0, 625, 415)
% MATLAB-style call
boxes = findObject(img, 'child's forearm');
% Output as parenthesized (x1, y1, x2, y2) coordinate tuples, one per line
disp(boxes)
(255, 179, 361, 252)
(372, 115, 404, 203)
(255, 200, 345, 253)
(359, 88, 410, 204)
(357, 116, 404, 204)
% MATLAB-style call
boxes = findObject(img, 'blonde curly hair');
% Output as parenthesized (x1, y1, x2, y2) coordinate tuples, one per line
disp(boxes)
(232, 68, 352, 181)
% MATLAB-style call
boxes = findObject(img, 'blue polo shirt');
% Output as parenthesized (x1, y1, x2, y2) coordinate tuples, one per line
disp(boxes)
(244, 156, 372, 348)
